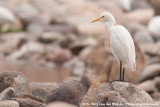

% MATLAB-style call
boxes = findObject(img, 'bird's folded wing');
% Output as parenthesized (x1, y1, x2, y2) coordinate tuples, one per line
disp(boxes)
(114, 25, 136, 71)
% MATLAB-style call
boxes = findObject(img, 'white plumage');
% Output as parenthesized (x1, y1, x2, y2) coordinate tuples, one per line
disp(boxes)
(92, 12, 136, 81)
(109, 25, 136, 71)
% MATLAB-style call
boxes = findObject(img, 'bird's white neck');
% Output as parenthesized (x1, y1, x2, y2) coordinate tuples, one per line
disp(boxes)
(104, 22, 114, 35)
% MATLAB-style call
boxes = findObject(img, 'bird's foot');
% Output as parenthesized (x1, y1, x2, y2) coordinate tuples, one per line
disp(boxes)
(121, 80, 126, 82)
(110, 80, 126, 83)
(110, 80, 121, 83)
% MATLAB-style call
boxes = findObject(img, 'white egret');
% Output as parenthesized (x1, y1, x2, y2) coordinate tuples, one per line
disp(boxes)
(91, 12, 136, 82)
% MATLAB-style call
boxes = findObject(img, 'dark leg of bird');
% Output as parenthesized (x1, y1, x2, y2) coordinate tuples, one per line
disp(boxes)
(110, 61, 123, 83)
(122, 68, 125, 81)
(119, 61, 122, 81)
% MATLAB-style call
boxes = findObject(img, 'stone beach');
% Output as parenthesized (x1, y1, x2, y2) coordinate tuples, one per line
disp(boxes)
(0, 0, 159, 106)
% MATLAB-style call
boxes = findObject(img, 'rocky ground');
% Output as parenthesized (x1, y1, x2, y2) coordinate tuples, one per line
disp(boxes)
(0, 0, 159, 107)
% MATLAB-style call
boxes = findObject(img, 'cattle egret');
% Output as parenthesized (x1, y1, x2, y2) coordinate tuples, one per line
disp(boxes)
(91, 12, 136, 82)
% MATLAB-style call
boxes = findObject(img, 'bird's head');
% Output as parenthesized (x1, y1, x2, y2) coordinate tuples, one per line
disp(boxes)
(91, 12, 116, 25)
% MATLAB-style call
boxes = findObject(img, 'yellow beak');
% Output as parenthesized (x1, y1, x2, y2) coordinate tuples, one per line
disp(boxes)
(91, 16, 103, 23)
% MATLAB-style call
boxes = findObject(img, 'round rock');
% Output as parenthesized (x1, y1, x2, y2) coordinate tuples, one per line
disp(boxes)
(29, 82, 58, 100)
(46, 80, 85, 105)
(0, 71, 30, 94)
(82, 82, 153, 107)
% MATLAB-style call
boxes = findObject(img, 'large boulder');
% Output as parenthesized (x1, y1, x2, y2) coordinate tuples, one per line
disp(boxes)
(81, 82, 154, 107)
(46, 80, 85, 106)
(0, 71, 30, 94)
(29, 82, 58, 100)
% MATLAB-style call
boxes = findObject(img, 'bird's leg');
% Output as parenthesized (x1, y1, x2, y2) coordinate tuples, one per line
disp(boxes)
(119, 61, 122, 81)
(110, 61, 125, 83)
(122, 68, 125, 81)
